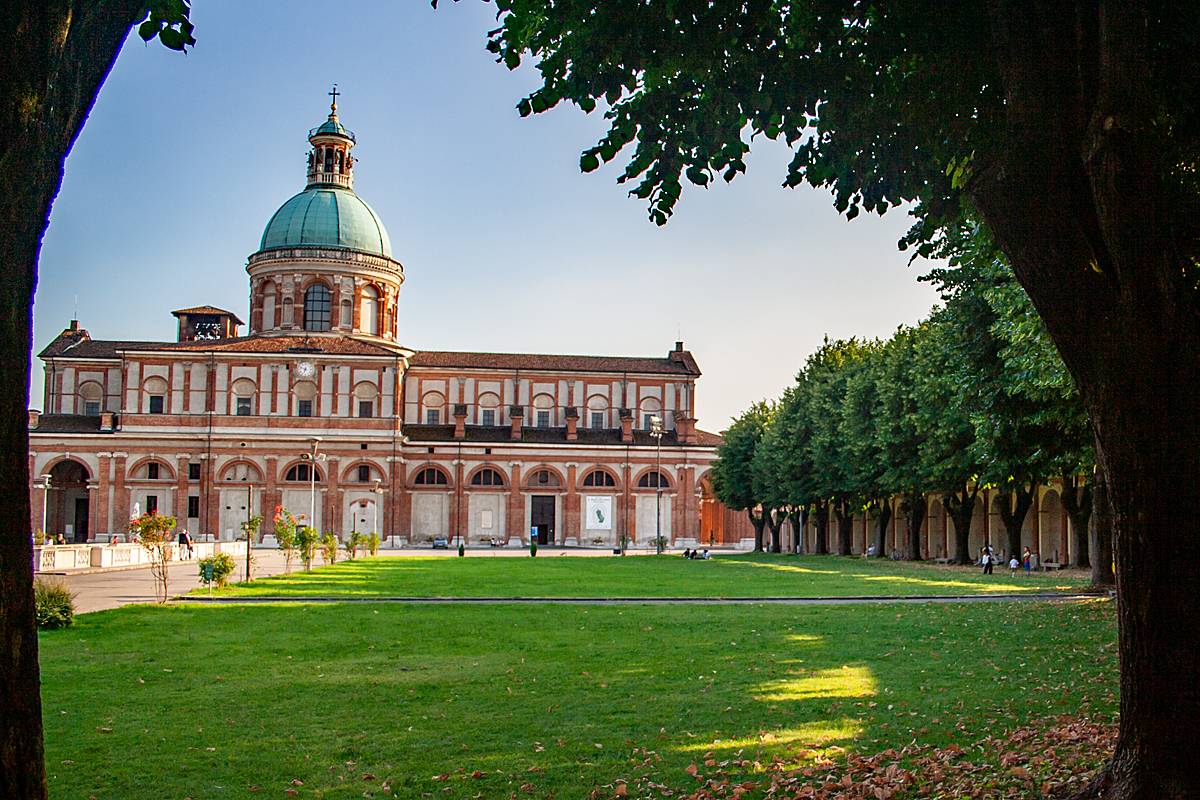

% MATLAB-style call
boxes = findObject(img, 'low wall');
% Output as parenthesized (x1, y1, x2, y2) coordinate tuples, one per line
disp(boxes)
(33, 542, 220, 572)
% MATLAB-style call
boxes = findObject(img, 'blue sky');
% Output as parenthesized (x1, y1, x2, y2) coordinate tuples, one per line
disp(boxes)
(33, 0, 941, 430)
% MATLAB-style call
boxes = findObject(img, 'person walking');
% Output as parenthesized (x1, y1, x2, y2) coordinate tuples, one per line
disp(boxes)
(180, 529, 194, 559)
(981, 543, 994, 575)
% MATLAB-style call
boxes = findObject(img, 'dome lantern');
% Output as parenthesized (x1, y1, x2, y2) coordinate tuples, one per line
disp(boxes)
(307, 85, 355, 189)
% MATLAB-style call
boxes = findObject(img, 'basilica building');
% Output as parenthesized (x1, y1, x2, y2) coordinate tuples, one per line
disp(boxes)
(29, 101, 740, 549)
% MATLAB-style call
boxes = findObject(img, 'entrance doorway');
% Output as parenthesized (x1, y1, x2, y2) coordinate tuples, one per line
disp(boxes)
(74, 497, 90, 542)
(531, 495, 555, 545)
(47, 460, 90, 543)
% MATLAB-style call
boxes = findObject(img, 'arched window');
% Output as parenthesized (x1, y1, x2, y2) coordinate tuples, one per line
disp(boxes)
(140, 461, 170, 480)
(303, 284, 331, 331)
(323, 147, 334, 172)
(361, 285, 380, 336)
(339, 298, 351, 329)
(337, 151, 345, 173)
(582, 470, 616, 487)
(470, 468, 505, 486)
(637, 471, 670, 488)
(285, 464, 321, 482)
(414, 467, 449, 485)
(78, 381, 103, 416)
(527, 469, 561, 488)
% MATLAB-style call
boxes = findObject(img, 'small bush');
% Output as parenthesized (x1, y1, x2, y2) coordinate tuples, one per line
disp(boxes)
(320, 532, 340, 566)
(198, 552, 237, 588)
(34, 578, 76, 630)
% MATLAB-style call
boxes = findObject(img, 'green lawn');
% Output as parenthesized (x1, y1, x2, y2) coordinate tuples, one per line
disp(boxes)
(208, 553, 1088, 599)
(40, 599, 1116, 799)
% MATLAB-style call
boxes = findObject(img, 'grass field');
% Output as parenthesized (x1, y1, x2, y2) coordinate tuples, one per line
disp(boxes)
(40, 597, 1117, 799)
(206, 553, 1089, 599)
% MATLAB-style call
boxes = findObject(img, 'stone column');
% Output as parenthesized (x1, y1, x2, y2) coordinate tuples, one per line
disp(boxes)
(263, 456, 279, 535)
(509, 406, 524, 440)
(507, 462, 524, 544)
(564, 463, 579, 544)
(453, 458, 467, 544)
(326, 457, 340, 538)
(86, 480, 100, 543)
(112, 453, 129, 531)
(201, 454, 218, 542)
(391, 457, 409, 544)
(174, 455, 189, 534)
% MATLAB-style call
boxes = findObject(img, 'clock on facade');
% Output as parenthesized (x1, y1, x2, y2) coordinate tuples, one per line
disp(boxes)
(296, 361, 315, 378)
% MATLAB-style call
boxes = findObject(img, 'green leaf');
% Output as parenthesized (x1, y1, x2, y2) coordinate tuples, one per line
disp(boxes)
(580, 152, 600, 173)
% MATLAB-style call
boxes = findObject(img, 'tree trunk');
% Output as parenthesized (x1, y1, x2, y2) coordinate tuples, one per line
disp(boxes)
(1061, 473, 1093, 569)
(811, 500, 829, 555)
(1090, 470, 1115, 589)
(995, 481, 1037, 563)
(748, 509, 766, 552)
(788, 508, 807, 554)
(944, 484, 981, 565)
(833, 497, 853, 556)
(900, 492, 927, 561)
(871, 498, 892, 558)
(1, 5, 145, 798)
(766, 509, 782, 553)
(974, 2, 1200, 792)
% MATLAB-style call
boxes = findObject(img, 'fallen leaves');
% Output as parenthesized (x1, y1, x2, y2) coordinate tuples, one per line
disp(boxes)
(580, 713, 1116, 800)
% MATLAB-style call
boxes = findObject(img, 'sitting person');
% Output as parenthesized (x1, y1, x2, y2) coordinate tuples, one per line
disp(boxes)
(683, 548, 692, 559)
(702, 549, 711, 560)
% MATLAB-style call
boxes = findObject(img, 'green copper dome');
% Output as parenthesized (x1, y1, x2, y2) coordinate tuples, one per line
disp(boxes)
(259, 186, 392, 258)
(310, 118, 355, 141)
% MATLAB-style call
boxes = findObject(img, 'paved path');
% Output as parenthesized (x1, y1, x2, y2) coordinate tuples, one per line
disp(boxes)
(52, 547, 734, 613)
(57, 550, 294, 614)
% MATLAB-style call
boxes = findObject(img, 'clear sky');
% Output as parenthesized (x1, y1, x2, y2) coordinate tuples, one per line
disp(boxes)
(33, 0, 941, 431)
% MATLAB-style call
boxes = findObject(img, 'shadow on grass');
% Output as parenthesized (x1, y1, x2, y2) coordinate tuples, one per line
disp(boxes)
(209, 552, 1085, 600)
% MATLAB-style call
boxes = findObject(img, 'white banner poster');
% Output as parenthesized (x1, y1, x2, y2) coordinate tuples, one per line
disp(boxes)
(586, 496, 612, 530)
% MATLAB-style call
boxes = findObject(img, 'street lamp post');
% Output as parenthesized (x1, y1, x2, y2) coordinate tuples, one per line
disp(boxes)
(244, 482, 254, 583)
(39, 473, 52, 542)
(371, 477, 385, 545)
(650, 415, 664, 555)
(301, 437, 326, 538)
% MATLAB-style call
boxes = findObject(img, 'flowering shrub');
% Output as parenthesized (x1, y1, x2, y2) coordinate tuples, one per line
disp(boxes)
(129, 511, 178, 603)
(273, 506, 300, 574)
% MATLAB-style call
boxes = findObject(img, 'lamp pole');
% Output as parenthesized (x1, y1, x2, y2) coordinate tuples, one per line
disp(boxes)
(650, 415, 664, 555)
(39, 473, 52, 542)
(244, 482, 254, 583)
(302, 437, 326, 537)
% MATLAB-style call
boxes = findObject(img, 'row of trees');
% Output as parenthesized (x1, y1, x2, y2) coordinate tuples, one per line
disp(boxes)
(710, 224, 1113, 586)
